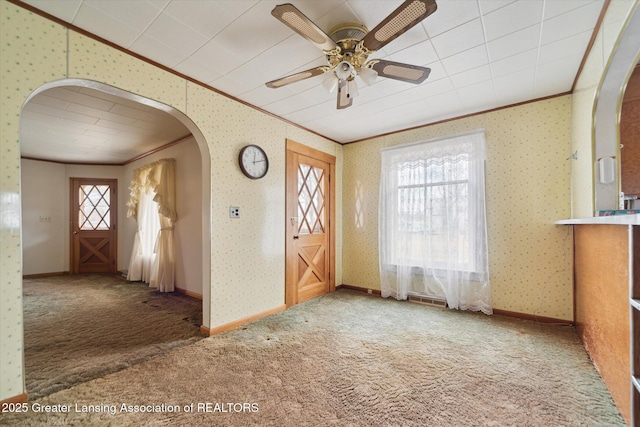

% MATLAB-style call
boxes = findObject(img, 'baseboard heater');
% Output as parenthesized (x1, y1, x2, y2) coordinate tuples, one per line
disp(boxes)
(407, 294, 447, 308)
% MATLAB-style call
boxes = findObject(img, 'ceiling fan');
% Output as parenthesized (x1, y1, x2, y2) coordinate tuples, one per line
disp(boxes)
(265, 0, 437, 110)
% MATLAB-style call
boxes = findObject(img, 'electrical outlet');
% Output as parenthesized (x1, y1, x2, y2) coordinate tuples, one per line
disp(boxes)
(229, 207, 240, 218)
(39, 216, 51, 222)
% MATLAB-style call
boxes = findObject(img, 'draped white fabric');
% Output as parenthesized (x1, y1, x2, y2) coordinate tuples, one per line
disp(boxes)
(379, 131, 492, 314)
(126, 158, 177, 292)
(126, 189, 160, 283)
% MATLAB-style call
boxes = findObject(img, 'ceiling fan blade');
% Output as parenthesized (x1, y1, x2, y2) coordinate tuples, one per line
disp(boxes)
(371, 60, 431, 84)
(271, 4, 339, 52)
(266, 66, 328, 89)
(337, 80, 353, 110)
(362, 0, 437, 52)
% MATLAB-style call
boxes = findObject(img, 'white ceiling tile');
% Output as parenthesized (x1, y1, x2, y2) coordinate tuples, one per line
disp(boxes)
(144, 12, 209, 57)
(214, 1, 294, 64)
(163, 0, 259, 39)
(417, 78, 455, 97)
(312, 1, 361, 35)
(48, 88, 115, 111)
(482, 0, 543, 42)
(24, 102, 97, 124)
(210, 72, 254, 98)
(431, 18, 485, 59)
(478, 0, 516, 15)
(284, 104, 333, 124)
(378, 25, 429, 56)
(540, 1, 604, 45)
(543, 0, 602, 20)
(94, 119, 156, 135)
(174, 57, 223, 86)
(491, 48, 537, 78)
(346, 0, 399, 32)
(493, 68, 535, 105)
(450, 64, 493, 88)
(83, 0, 163, 33)
(187, 38, 247, 77)
(386, 40, 438, 67)
(29, 94, 70, 110)
(65, 103, 137, 125)
(423, 0, 480, 38)
(129, 34, 190, 68)
(486, 24, 540, 62)
(456, 80, 497, 110)
(441, 45, 489, 75)
(538, 30, 592, 66)
(424, 91, 464, 116)
(535, 55, 583, 95)
(109, 104, 166, 122)
(73, 3, 143, 48)
(258, 36, 326, 85)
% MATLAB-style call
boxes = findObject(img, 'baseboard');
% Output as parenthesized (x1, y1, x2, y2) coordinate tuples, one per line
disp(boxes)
(201, 304, 287, 336)
(23, 271, 69, 279)
(337, 284, 382, 296)
(492, 308, 573, 325)
(175, 287, 203, 300)
(0, 392, 28, 406)
(337, 284, 572, 325)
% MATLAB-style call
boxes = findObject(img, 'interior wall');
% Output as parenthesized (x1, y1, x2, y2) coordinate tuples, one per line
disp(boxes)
(20, 160, 66, 275)
(343, 96, 574, 321)
(0, 2, 341, 402)
(20, 159, 125, 275)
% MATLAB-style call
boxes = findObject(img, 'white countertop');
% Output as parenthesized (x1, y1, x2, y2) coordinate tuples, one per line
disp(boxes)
(555, 214, 640, 225)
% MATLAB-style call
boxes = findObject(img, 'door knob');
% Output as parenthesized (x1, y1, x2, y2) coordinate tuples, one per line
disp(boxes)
(72, 231, 78, 235)
(293, 235, 299, 240)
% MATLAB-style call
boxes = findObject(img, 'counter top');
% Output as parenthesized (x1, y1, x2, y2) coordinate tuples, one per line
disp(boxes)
(555, 214, 640, 225)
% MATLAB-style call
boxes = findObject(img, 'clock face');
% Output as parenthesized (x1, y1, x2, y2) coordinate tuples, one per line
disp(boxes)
(239, 145, 269, 179)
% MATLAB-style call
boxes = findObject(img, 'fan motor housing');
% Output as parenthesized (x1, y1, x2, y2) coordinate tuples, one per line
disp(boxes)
(327, 23, 370, 71)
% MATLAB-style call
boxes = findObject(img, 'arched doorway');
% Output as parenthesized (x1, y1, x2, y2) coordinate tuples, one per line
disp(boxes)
(19, 78, 212, 397)
(593, 5, 640, 211)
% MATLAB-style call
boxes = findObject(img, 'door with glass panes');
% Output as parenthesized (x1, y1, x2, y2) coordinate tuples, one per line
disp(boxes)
(70, 178, 117, 274)
(285, 140, 335, 306)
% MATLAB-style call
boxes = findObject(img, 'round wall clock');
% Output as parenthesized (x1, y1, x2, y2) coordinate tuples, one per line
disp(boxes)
(238, 144, 269, 179)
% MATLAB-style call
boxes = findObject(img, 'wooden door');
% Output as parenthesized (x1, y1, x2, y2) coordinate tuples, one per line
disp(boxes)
(70, 178, 117, 274)
(285, 140, 335, 307)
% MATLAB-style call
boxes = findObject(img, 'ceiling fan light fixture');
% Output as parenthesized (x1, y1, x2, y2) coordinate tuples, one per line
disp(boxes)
(322, 73, 339, 93)
(335, 61, 354, 80)
(359, 66, 378, 86)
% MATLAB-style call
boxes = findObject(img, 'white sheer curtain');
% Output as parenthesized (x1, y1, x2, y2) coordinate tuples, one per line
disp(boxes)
(127, 189, 160, 283)
(126, 158, 177, 292)
(379, 131, 492, 314)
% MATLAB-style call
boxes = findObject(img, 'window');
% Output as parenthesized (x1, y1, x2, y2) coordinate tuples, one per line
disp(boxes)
(379, 131, 491, 314)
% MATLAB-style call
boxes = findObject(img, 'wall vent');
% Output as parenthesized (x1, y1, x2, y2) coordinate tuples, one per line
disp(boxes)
(408, 294, 447, 308)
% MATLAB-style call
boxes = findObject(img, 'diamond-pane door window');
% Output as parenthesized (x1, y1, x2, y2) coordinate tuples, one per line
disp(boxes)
(79, 185, 111, 230)
(298, 163, 325, 235)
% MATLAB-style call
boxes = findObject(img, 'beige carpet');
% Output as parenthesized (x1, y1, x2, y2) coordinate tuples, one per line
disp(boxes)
(21, 274, 204, 400)
(2, 284, 624, 426)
